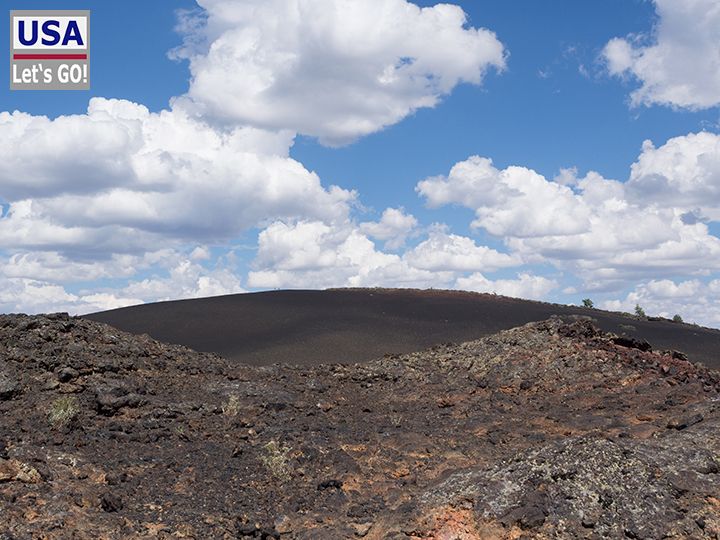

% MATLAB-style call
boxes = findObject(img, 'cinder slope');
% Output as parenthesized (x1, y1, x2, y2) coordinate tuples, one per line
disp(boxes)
(86, 288, 720, 369)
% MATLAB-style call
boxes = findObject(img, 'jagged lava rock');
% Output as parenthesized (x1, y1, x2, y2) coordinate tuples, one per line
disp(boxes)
(0, 313, 718, 539)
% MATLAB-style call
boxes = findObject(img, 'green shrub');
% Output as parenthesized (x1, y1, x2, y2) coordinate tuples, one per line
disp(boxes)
(260, 440, 291, 480)
(48, 396, 79, 428)
(222, 395, 241, 417)
(672, 314, 683, 323)
(582, 298, 594, 309)
(634, 304, 646, 318)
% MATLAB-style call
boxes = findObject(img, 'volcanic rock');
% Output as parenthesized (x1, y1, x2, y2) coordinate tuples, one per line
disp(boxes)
(0, 313, 719, 538)
(0, 374, 19, 401)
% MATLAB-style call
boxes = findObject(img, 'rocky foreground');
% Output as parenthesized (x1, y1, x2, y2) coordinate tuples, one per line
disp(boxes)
(0, 314, 719, 539)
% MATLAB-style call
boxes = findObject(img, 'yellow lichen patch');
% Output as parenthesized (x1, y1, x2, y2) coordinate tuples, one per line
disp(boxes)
(173, 523, 197, 538)
(619, 373, 643, 387)
(22, 507, 40, 521)
(390, 464, 411, 478)
(144, 522, 172, 536)
(340, 443, 368, 453)
(0, 459, 41, 483)
(338, 473, 364, 492)
(88, 469, 106, 484)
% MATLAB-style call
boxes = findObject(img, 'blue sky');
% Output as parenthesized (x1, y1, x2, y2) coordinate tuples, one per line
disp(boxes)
(1, 0, 720, 326)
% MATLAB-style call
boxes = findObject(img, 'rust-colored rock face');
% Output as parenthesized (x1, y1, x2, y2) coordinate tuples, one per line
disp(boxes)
(1, 314, 719, 539)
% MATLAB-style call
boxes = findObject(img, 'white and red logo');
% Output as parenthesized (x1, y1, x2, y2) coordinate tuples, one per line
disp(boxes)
(10, 10, 90, 90)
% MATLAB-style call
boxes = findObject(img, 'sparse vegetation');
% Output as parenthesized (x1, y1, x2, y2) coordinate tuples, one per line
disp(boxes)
(48, 396, 79, 428)
(261, 440, 291, 480)
(582, 298, 594, 309)
(634, 304, 646, 318)
(673, 314, 683, 323)
(222, 394, 241, 417)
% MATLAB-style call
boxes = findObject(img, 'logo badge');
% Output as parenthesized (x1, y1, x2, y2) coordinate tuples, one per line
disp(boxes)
(10, 10, 90, 90)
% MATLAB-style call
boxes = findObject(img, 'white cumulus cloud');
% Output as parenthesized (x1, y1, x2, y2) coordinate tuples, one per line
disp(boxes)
(247, 217, 522, 291)
(627, 132, 720, 220)
(418, 151, 720, 293)
(417, 156, 592, 237)
(359, 207, 417, 250)
(0, 254, 244, 315)
(455, 272, 558, 300)
(0, 98, 354, 256)
(173, 0, 506, 145)
(404, 227, 520, 272)
(603, 278, 720, 327)
(603, 0, 720, 109)
(248, 219, 453, 289)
